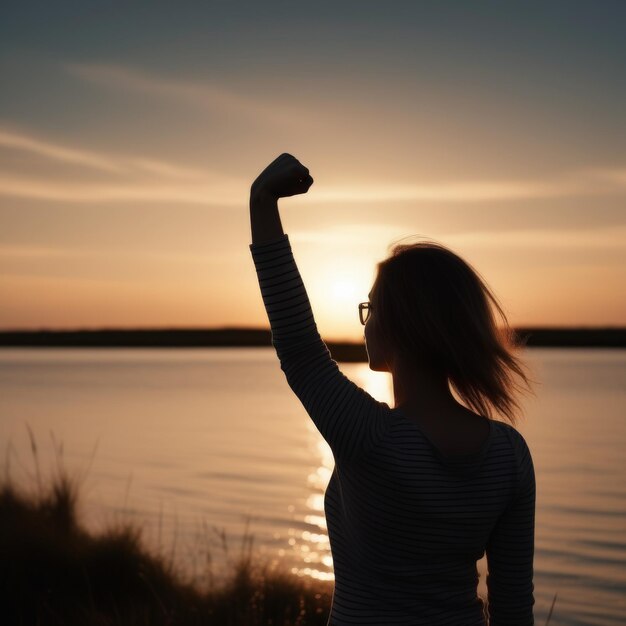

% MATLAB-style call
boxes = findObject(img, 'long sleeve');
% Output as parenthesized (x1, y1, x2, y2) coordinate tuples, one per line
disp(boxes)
(249, 234, 391, 461)
(485, 428, 536, 625)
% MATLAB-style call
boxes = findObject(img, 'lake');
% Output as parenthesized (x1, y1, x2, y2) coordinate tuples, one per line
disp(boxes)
(0, 347, 624, 625)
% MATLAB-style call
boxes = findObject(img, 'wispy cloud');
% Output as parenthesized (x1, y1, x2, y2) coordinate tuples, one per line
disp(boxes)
(0, 126, 244, 203)
(0, 128, 207, 180)
(291, 223, 626, 250)
(1, 168, 624, 205)
(0, 128, 122, 173)
(1, 127, 624, 205)
(0, 174, 243, 205)
(0, 244, 227, 263)
(65, 63, 304, 126)
(0, 245, 81, 259)
(312, 168, 626, 203)
(584, 167, 626, 186)
(290, 224, 408, 247)
(439, 224, 626, 249)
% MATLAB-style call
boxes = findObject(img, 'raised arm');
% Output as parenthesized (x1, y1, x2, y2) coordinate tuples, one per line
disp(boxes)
(249, 154, 391, 461)
(485, 428, 536, 625)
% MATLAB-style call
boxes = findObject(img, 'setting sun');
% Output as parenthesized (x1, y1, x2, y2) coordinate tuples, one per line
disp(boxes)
(330, 278, 358, 303)
(300, 252, 378, 341)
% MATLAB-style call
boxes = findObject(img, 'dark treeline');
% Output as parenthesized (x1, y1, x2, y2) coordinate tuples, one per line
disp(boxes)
(0, 327, 624, 360)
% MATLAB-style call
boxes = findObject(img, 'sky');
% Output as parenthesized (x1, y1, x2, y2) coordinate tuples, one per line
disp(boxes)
(1, 1, 625, 342)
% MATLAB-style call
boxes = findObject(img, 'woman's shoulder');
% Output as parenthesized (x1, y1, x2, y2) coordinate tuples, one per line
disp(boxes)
(493, 420, 534, 469)
(495, 419, 530, 445)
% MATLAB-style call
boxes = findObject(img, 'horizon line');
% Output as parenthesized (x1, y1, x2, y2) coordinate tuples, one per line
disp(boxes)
(0, 324, 625, 346)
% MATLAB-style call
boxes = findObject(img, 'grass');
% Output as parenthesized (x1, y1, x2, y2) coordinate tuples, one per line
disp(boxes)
(1, 430, 333, 626)
(1, 430, 557, 625)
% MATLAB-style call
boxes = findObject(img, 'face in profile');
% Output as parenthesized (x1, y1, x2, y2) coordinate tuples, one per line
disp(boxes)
(363, 287, 390, 373)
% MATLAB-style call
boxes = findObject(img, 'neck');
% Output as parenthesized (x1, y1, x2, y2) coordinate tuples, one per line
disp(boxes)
(390, 357, 459, 418)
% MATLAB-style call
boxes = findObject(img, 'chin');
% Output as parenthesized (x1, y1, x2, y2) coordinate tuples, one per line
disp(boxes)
(365, 341, 390, 372)
(368, 359, 389, 373)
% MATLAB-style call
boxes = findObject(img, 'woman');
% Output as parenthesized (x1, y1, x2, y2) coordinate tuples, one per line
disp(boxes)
(249, 153, 536, 625)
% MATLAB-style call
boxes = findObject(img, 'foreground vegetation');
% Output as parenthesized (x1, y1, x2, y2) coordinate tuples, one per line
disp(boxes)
(1, 436, 557, 625)
(0, 461, 333, 625)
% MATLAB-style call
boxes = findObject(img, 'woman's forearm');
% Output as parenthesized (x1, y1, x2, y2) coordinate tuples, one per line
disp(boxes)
(250, 190, 285, 245)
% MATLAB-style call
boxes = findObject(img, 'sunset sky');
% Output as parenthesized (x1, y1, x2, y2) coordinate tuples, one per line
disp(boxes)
(1, 2, 625, 342)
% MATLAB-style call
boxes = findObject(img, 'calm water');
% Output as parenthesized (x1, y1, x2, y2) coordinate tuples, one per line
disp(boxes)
(0, 348, 625, 625)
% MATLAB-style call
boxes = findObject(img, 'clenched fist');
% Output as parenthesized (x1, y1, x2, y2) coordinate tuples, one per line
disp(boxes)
(251, 153, 314, 200)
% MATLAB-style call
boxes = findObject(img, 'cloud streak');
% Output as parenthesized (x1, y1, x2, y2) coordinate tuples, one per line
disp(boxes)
(313, 168, 626, 203)
(1, 127, 625, 206)
(0, 174, 243, 205)
(65, 63, 304, 127)
(0, 128, 122, 173)
(0, 128, 207, 180)
(0, 169, 624, 206)
(0, 244, 227, 263)
(438, 225, 626, 249)
(291, 223, 626, 250)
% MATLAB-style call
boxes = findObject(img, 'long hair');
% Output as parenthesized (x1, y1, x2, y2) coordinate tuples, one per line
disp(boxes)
(371, 238, 536, 426)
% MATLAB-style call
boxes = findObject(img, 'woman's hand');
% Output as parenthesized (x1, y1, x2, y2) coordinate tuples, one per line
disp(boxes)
(249, 153, 313, 244)
(251, 153, 314, 201)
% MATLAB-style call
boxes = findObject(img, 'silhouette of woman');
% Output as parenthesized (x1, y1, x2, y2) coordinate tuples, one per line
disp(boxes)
(249, 153, 536, 625)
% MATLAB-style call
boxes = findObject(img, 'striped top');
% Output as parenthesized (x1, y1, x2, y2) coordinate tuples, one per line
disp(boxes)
(250, 234, 536, 626)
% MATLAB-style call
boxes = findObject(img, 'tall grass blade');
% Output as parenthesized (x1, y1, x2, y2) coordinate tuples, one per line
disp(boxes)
(25, 423, 42, 496)
(544, 591, 558, 625)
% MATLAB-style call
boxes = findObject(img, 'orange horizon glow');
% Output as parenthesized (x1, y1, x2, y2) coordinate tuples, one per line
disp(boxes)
(2, 214, 625, 342)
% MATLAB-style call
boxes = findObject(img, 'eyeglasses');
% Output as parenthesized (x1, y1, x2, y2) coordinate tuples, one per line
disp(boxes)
(358, 302, 372, 325)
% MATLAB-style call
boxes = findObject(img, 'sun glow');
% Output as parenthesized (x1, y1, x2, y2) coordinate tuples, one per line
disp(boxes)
(330, 278, 358, 302)
(304, 253, 377, 342)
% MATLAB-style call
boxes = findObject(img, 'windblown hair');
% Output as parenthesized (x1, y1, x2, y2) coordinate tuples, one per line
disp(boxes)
(371, 238, 536, 426)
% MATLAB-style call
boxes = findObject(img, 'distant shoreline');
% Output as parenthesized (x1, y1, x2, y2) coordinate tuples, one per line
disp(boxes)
(0, 327, 624, 360)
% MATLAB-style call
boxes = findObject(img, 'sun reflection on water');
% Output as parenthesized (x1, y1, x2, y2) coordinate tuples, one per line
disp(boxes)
(288, 363, 394, 581)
